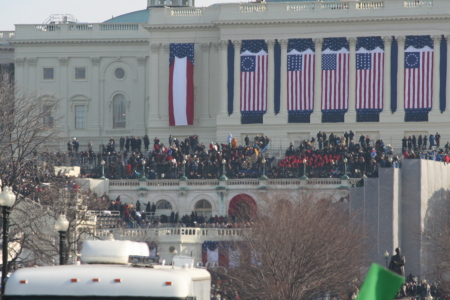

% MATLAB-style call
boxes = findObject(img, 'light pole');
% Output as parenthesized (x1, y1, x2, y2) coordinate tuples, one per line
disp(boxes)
(341, 158, 350, 180)
(300, 158, 308, 180)
(0, 186, 16, 295)
(139, 159, 147, 181)
(384, 250, 390, 268)
(100, 159, 106, 180)
(179, 160, 188, 181)
(54, 214, 69, 265)
(259, 158, 268, 180)
(219, 159, 228, 181)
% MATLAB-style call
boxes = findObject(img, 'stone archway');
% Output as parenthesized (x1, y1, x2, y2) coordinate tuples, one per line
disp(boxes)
(228, 194, 257, 222)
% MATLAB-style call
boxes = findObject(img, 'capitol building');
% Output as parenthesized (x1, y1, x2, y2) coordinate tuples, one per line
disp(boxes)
(1, 0, 449, 150)
(2, 0, 450, 280)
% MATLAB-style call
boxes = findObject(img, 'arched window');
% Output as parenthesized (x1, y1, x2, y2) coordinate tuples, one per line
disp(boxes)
(194, 200, 212, 217)
(156, 200, 172, 210)
(113, 94, 126, 128)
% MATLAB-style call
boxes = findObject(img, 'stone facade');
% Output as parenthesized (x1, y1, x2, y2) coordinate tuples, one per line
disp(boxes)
(4, 0, 450, 151)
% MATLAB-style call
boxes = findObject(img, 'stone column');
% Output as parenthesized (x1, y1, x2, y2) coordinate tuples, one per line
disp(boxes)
(219, 40, 229, 116)
(279, 39, 288, 118)
(161, 44, 170, 119)
(431, 35, 441, 114)
(233, 40, 242, 117)
(137, 57, 147, 132)
(90, 57, 101, 136)
(27, 58, 37, 94)
(149, 43, 160, 121)
(266, 39, 275, 115)
(14, 58, 25, 92)
(59, 57, 69, 136)
(346, 37, 357, 123)
(381, 36, 392, 120)
(200, 43, 211, 120)
(446, 35, 450, 114)
(311, 38, 323, 123)
(396, 36, 406, 117)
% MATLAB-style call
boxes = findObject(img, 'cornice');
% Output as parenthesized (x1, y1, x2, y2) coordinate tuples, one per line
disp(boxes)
(213, 15, 450, 27)
(139, 14, 450, 31)
(11, 39, 149, 46)
(143, 24, 215, 30)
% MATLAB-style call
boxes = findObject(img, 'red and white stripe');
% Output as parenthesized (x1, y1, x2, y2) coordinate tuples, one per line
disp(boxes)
(321, 52, 349, 111)
(356, 51, 384, 110)
(288, 53, 315, 111)
(404, 49, 433, 110)
(168, 56, 194, 126)
(240, 52, 268, 112)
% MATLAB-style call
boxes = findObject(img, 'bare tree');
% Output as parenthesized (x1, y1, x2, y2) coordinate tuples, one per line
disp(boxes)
(422, 190, 450, 293)
(0, 70, 95, 270)
(222, 191, 366, 300)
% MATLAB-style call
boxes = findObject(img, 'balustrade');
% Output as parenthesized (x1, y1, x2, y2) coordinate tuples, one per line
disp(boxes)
(286, 3, 315, 11)
(356, 1, 384, 10)
(321, 2, 349, 10)
(404, 0, 433, 8)
(170, 8, 203, 16)
(240, 4, 267, 13)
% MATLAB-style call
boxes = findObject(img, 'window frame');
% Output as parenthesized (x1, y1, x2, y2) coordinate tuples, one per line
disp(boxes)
(74, 67, 86, 80)
(112, 94, 126, 129)
(74, 105, 86, 129)
(43, 67, 54, 80)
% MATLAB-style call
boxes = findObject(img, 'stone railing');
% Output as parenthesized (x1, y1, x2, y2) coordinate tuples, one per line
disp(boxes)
(0, 31, 15, 40)
(286, 3, 315, 11)
(404, 0, 433, 8)
(94, 227, 245, 242)
(356, 1, 385, 10)
(321, 2, 349, 10)
(240, 4, 267, 13)
(107, 177, 358, 189)
(33, 23, 140, 33)
(170, 7, 204, 16)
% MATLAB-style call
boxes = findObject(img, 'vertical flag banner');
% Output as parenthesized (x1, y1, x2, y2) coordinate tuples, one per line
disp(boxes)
(240, 40, 268, 123)
(287, 38, 315, 123)
(356, 37, 384, 114)
(404, 35, 433, 114)
(321, 38, 349, 114)
(168, 43, 194, 126)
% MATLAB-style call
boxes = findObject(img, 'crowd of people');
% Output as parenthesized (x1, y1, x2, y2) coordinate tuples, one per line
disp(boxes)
(47, 131, 450, 181)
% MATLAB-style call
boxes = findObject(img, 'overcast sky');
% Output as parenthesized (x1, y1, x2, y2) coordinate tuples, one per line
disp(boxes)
(0, 0, 235, 31)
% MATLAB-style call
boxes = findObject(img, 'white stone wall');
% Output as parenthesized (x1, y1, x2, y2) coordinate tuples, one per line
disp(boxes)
(9, 0, 450, 151)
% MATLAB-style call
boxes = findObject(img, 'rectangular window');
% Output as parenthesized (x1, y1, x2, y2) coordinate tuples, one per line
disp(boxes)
(75, 67, 86, 80)
(75, 105, 86, 129)
(43, 68, 54, 80)
(43, 105, 53, 128)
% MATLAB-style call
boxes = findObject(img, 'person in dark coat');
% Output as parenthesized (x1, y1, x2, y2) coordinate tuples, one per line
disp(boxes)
(120, 137, 125, 151)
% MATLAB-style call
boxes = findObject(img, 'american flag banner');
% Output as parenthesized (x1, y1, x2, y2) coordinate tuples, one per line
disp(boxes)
(404, 35, 433, 112)
(356, 37, 384, 112)
(240, 40, 268, 114)
(202, 241, 229, 267)
(168, 43, 194, 126)
(287, 39, 315, 113)
(322, 38, 349, 112)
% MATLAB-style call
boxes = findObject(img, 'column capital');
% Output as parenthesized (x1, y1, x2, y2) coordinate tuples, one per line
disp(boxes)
(313, 38, 323, 48)
(138, 57, 147, 65)
(212, 42, 219, 52)
(14, 58, 25, 66)
(347, 37, 357, 47)
(59, 57, 69, 66)
(151, 43, 161, 53)
(163, 44, 170, 53)
(27, 58, 37, 66)
(395, 36, 406, 45)
(201, 43, 210, 52)
(233, 40, 242, 49)
(382, 36, 392, 46)
(219, 40, 228, 50)
(432, 35, 442, 44)
(266, 39, 276, 48)
(91, 57, 100, 66)
(279, 39, 288, 48)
